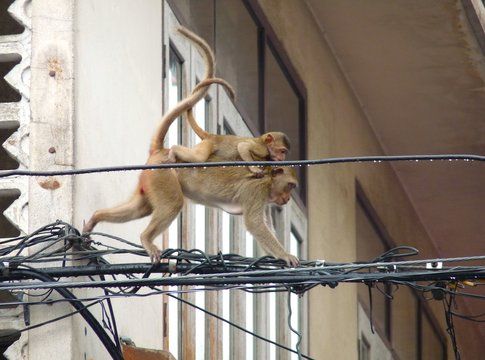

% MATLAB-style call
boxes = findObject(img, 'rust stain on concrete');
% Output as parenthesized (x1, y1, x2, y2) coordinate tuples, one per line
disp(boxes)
(38, 178, 61, 190)
(47, 57, 63, 79)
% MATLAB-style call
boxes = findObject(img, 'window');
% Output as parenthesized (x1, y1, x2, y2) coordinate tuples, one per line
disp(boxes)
(166, 44, 184, 360)
(289, 231, 302, 360)
(391, 287, 418, 359)
(221, 212, 232, 359)
(245, 232, 255, 360)
(356, 188, 446, 360)
(265, 45, 305, 199)
(163, 2, 308, 358)
(168, 0, 307, 204)
(216, 0, 260, 131)
(421, 308, 445, 359)
(166, 0, 215, 49)
(167, 48, 183, 148)
(358, 335, 370, 360)
(193, 97, 210, 359)
(356, 200, 390, 339)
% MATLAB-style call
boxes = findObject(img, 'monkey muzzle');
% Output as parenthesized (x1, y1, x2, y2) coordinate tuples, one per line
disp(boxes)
(274, 196, 290, 206)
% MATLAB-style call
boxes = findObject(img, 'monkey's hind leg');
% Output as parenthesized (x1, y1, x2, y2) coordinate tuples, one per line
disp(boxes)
(168, 141, 213, 163)
(140, 198, 184, 263)
(83, 192, 152, 233)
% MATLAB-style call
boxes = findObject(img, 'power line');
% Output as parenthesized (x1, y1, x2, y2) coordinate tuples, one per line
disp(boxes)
(2, 222, 484, 359)
(0, 154, 483, 178)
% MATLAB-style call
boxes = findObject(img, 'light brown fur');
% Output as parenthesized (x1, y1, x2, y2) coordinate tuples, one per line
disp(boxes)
(83, 27, 299, 266)
(168, 82, 291, 175)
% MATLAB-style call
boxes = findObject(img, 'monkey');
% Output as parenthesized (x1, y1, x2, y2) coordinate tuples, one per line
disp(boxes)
(83, 27, 299, 267)
(176, 156, 299, 266)
(167, 82, 291, 175)
(192, 77, 236, 100)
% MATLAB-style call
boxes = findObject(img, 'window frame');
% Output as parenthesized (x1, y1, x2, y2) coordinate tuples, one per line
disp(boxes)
(163, 1, 309, 358)
(244, 0, 308, 206)
(356, 181, 447, 360)
(168, 0, 308, 208)
(163, 8, 190, 357)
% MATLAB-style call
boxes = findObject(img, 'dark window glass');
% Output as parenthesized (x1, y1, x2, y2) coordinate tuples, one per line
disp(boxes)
(167, 0, 307, 205)
(358, 336, 370, 360)
(265, 46, 301, 160)
(356, 200, 389, 338)
(216, 0, 260, 132)
(168, 47, 183, 146)
(392, 287, 418, 359)
(421, 312, 445, 360)
(167, 0, 215, 48)
(265, 44, 305, 199)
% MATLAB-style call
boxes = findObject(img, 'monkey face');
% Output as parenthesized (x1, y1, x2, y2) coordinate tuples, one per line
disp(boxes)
(269, 146, 288, 162)
(264, 132, 290, 162)
(269, 167, 298, 205)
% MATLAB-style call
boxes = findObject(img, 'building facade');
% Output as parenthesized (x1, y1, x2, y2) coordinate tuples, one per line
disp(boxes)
(1, 0, 484, 359)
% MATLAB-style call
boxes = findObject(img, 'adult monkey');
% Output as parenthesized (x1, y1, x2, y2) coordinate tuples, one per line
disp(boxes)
(83, 27, 299, 266)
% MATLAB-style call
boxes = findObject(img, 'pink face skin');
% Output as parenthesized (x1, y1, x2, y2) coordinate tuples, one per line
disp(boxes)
(269, 147, 288, 162)
(270, 181, 296, 205)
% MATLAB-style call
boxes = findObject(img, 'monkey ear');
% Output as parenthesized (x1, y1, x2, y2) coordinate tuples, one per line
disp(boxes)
(264, 133, 274, 144)
(271, 167, 285, 177)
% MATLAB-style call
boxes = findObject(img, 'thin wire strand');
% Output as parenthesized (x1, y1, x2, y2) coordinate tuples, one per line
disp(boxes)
(166, 292, 315, 360)
(287, 288, 303, 359)
(16, 301, 101, 334)
(0, 154, 483, 178)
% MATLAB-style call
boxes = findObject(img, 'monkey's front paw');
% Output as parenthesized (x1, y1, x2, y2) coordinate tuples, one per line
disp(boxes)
(249, 166, 265, 178)
(145, 244, 161, 263)
(82, 219, 94, 233)
(251, 171, 265, 179)
(282, 254, 300, 268)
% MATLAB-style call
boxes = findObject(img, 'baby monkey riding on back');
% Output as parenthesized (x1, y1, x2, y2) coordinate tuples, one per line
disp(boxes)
(168, 79, 291, 175)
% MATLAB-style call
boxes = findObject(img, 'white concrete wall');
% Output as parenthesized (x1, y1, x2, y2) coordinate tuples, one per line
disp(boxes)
(74, 1, 162, 358)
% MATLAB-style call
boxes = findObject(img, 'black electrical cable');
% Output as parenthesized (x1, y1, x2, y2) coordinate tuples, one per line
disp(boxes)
(286, 288, 303, 359)
(444, 293, 461, 360)
(16, 300, 101, 333)
(13, 269, 123, 360)
(3, 222, 485, 360)
(0, 154, 483, 178)
(4, 266, 485, 291)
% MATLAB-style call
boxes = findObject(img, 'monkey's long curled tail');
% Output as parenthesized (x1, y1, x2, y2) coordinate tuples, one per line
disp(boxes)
(150, 27, 215, 153)
(187, 77, 236, 140)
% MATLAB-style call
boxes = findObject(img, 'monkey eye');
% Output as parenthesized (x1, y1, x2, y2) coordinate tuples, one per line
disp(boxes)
(281, 149, 288, 154)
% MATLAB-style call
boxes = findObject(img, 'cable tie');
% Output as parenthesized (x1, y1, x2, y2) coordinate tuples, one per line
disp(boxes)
(168, 259, 177, 273)
(377, 264, 397, 272)
(426, 261, 443, 269)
